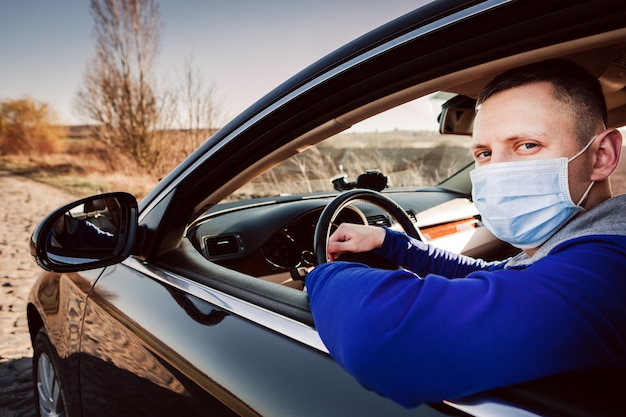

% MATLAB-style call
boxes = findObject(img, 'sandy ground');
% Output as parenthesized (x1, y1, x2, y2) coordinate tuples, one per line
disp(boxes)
(0, 172, 77, 417)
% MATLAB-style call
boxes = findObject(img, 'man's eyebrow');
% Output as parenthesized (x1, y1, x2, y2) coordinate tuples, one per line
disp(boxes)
(470, 142, 489, 151)
(471, 134, 541, 149)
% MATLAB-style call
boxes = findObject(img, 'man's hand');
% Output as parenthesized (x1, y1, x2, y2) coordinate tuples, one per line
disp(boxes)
(327, 223, 386, 261)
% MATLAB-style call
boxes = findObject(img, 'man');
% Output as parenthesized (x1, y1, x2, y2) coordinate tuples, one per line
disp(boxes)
(305, 59, 626, 408)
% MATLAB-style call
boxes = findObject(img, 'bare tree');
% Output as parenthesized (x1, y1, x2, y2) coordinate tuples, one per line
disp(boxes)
(178, 56, 222, 153)
(76, 0, 164, 171)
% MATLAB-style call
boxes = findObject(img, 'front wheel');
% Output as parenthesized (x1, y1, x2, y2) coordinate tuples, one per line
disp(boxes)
(32, 328, 69, 417)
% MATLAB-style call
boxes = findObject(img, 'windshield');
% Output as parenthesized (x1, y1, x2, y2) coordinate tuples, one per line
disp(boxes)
(229, 93, 475, 200)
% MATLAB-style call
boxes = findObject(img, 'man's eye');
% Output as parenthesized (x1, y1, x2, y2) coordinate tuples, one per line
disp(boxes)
(519, 143, 538, 151)
(475, 150, 491, 159)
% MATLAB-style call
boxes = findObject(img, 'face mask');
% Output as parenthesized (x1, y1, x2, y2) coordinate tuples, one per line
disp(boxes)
(469, 135, 596, 249)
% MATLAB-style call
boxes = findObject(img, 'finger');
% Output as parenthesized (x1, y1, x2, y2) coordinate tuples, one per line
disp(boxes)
(327, 241, 345, 261)
(328, 230, 347, 244)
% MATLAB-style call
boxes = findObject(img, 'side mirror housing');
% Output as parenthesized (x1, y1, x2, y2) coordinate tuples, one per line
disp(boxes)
(30, 192, 138, 272)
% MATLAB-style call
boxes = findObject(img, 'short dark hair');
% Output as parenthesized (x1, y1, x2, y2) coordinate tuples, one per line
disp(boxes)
(477, 59, 607, 142)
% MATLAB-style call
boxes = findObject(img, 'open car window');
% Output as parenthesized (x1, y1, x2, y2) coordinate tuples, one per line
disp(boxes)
(227, 93, 475, 201)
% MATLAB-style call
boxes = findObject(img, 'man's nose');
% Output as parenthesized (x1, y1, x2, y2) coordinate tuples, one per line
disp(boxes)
(489, 149, 509, 164)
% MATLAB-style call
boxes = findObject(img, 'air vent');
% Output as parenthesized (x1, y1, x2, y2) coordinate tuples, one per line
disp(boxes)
(613, 49, 626, 68)
(368, 214, 391, 227)
(368, 211, 416, 228)
(204, 234, 243, 258)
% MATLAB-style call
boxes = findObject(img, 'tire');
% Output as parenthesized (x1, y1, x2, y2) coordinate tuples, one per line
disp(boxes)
(32, 328, 70, 417)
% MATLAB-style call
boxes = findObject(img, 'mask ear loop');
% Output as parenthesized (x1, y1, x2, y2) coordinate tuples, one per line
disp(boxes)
(568, 135, 597, 162)
(576, 181, 595, 206)
(569, 135, 598, 207)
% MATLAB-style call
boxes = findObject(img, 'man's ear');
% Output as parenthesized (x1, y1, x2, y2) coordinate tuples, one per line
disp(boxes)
(591, 128, 622, 181)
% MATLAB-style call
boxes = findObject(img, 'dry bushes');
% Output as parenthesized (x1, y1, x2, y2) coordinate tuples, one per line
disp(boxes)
(0, 98, 64, 155)
(0, 137, 158, 199)
(0, 117, 214, 199)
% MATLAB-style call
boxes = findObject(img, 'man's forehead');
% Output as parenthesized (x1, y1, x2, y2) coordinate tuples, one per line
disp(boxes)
(472, 84, 576, 144)
(471, 131, 551, 144)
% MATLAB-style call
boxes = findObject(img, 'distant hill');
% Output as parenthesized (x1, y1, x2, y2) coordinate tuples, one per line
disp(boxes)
(66, 125, 95, 139)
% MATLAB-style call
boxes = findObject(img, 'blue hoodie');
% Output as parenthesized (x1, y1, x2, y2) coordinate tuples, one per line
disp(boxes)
(305, 195, 626, 408)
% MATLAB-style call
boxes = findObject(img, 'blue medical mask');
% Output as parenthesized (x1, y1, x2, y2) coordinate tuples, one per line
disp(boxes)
(469, 135, 596, 249)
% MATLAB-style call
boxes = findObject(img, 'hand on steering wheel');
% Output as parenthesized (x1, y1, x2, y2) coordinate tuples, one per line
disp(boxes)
(313, 189, 422, 266)
(325, 223, 385, 261)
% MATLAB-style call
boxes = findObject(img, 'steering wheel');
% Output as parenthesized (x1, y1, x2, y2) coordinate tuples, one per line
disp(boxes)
(314, 189, 422, 265)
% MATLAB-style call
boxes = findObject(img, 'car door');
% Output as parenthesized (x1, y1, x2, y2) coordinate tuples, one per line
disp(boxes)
(78, 256, 462, 416)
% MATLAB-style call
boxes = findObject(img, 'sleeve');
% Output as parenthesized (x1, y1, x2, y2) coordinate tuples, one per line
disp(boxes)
(374, 228, 503, 277)
(305, 235, 626, 408)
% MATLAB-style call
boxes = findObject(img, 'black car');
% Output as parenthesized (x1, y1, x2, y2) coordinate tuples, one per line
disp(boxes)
(27, 1, 626, 416)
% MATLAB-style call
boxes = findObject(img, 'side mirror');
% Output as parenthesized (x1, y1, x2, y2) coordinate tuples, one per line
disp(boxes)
(30, 192, 138, 272)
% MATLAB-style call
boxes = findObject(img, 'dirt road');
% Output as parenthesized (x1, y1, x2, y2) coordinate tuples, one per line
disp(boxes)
(0, 172, 76, 417)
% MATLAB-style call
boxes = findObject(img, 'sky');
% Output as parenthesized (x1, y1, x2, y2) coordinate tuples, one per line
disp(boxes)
(0, 0, 436, 130)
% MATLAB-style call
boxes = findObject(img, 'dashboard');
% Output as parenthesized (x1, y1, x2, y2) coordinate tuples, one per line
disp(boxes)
(186, 189, 518, 287)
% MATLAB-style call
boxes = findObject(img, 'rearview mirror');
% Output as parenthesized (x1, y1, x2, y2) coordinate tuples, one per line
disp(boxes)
(30, 192, 138, 272)
(438, 95, 476, 135)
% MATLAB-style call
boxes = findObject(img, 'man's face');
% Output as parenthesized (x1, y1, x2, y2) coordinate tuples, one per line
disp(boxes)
(472, 81, 593, 201)
(472, 81, 582, 165)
